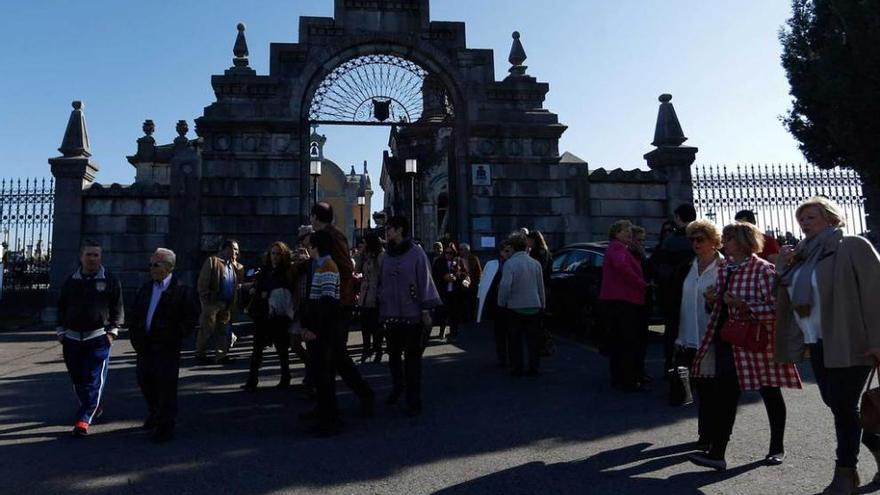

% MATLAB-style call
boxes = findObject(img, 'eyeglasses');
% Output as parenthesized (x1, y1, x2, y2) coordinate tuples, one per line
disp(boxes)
(149, 262, 165, 268)
(688, 236, 706, 243)
(270, 251, 283, 256)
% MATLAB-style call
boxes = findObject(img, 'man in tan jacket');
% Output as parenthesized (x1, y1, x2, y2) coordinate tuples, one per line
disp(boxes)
(195, 239, 244, 364)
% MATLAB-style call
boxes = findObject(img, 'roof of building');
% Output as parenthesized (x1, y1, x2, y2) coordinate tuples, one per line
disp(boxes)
(559, 151, 587, 164)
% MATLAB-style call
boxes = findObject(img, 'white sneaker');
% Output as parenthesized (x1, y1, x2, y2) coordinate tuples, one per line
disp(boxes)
(230, 332, 238, 349)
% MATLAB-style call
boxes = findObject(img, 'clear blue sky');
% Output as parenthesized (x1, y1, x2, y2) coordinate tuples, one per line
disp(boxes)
(2, 0, 801, 207)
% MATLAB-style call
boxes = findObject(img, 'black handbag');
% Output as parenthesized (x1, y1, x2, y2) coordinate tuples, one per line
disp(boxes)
(861, 366, 880, 433)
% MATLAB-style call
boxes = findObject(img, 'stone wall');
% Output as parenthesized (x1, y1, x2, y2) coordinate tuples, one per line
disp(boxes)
(470, 158, 591, 251)
(587, 168, 670, 243)
(79, 183, 170, 295)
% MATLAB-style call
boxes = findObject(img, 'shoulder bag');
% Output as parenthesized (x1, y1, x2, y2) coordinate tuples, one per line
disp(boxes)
(861, 366, 880, 433)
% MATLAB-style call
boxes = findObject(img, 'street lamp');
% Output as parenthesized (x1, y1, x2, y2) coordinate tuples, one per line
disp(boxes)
(309, 159, 322, 205)
(405, 158, 418, 237)
(357, 193, 366, 243)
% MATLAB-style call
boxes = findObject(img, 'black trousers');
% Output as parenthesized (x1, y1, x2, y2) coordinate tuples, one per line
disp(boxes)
(360, 307, 383, 357)
(386, 322, 428, 408)
(810, 340, 880, 467)
(308, 315, 373, 424)
(462, 287, 478, 323)
(663, 316, 680, 375)
(634, 305, 649, 377)
(493, 309, 509, 365)
(248, 316, 290, 382)
(508, 312, 541, 374)
(438, 291, 461, 338)
(605, 301, 644, 388)
(702, 377, 787, 457)
(701, 374, 740, 458)
(136, 345, 181, 429)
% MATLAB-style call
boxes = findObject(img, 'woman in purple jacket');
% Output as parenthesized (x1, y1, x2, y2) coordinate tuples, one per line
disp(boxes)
(377, 215, 442, 416)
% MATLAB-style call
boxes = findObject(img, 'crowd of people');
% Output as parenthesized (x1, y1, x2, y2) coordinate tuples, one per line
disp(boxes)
(54, 202, 554, 443)
(52, 196, 880, 494)
(596, 198, 880, 495)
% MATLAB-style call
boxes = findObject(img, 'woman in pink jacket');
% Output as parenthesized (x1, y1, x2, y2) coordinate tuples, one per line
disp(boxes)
(599, 220, 647, 392)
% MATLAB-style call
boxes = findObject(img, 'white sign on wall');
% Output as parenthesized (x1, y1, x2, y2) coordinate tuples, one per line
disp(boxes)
(472, 164, 491, 186)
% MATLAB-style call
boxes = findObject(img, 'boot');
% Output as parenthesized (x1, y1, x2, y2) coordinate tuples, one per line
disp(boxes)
(276, 374, 291, 389)
(240, 375, 258, 393)
(242, 358, 260, 392)
(823, 466, 860, 495)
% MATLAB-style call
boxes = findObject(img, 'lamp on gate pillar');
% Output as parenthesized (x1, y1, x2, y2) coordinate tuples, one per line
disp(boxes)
(405, 158, 418, 237)
(357, 193, 366, 242)
(309, 160, 322, 205)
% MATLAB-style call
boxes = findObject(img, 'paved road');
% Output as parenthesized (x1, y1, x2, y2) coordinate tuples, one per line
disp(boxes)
(0, 323, 877, 495)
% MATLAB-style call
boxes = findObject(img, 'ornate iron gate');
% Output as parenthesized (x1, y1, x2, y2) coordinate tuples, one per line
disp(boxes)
(1, 177, 53, 291)
(692, 163, 866, 240)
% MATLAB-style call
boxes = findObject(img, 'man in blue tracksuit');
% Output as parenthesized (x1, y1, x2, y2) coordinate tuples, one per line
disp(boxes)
(56, 239, 124, 436)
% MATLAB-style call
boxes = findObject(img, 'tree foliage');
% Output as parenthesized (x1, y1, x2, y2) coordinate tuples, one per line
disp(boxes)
(780, 0, 880, 181)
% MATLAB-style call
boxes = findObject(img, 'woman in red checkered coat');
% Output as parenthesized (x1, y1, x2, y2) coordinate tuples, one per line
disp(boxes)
(688, 222, 802, 472)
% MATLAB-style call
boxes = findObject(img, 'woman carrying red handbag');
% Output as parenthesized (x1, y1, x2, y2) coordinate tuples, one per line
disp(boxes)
(689, 222, 802, 472)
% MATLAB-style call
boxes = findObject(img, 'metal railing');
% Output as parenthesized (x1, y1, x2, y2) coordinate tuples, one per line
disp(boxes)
(692, 163, 866, 239)
(1, 177, 53, 291)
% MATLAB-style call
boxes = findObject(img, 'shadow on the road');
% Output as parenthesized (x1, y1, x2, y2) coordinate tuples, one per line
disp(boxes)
(0, 322, 814, 494)
(434, 442, 765, 495)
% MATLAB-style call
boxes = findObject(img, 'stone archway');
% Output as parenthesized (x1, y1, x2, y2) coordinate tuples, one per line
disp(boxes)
(297, 46, 466, 240)
(195, 0, 572, 261)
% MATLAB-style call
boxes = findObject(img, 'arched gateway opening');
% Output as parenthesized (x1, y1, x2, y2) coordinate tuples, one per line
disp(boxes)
(302, 51, 460, 242)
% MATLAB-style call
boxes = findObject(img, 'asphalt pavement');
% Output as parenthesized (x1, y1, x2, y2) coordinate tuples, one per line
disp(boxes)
(0, 323, 877, 495)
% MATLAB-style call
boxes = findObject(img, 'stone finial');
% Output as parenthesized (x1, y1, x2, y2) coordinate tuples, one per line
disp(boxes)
(142, 119, 155, 137)
(174, 120, 189, 145)
(233, 22, 250, 68)
(350, 165, 356, 177)
(508, 31, 528, 77)
(651, 93, 687, 147)
(363, 160, 368, 175)
(58, 100, 92, 158)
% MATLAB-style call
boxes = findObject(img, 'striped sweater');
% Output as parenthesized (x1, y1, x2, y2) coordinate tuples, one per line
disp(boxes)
(310, 256, 340, 301)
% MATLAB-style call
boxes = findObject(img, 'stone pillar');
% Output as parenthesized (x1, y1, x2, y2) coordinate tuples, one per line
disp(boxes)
(168, 120, 202, 287)
(45, 101, 100, 320)
(643, 94, 698, 217)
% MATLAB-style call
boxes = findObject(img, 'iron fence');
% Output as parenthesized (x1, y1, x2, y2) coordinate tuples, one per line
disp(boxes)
(692, 163, 866, 241)
(1, 177, 53, 291)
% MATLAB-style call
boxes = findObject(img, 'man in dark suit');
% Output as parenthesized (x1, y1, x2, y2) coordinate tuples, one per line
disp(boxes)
(128, 248, 198, 443)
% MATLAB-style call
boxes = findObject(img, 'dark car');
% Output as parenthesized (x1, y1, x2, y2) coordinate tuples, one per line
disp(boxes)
(545, 243, 607, 336)
(546, 242, 661, 337)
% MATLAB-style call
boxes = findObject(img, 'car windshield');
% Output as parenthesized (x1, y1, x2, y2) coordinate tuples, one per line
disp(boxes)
(552, 248, 605, 273)
(561, 250, 591, 272)
(551, 251, 569, 272)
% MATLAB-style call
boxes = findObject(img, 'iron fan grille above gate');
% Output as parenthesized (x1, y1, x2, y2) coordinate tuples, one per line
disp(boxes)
(309, 54, 453, 124)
